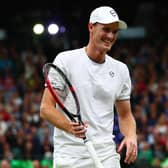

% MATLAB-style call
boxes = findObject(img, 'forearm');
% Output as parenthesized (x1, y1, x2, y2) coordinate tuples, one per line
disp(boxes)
(40, 104, 87, 138)
(118, 113, 137, 138)
(40, 104, 70, 133)
(40, 88, 71, 133)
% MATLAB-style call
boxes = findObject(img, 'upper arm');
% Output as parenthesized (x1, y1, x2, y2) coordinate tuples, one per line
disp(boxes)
(116, 64, 131, 101)
(40, 88, 56, 112)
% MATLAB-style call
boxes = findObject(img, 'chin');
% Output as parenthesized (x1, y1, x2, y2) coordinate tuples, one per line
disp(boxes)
(98, 44, 111, 52)
(103, 43, 112, 50)
(104, 46, 111, 52)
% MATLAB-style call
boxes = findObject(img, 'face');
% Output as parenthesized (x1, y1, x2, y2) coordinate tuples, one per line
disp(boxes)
(89, 22, 119, 52)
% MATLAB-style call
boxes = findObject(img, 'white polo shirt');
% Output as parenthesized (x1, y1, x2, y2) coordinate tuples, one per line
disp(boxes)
(52, 47, 131, 158)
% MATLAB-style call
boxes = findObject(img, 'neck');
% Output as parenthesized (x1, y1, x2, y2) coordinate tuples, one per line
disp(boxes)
(85, 46, 106, 63)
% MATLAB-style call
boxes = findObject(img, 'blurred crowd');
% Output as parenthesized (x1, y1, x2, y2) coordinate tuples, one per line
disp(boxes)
(0, 38, 168, 168)
(112, 39, 168, 168)
(0, 43, 53, 168)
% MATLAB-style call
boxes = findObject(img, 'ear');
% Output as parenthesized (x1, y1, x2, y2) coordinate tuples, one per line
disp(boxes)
(88, 23, 94, 31)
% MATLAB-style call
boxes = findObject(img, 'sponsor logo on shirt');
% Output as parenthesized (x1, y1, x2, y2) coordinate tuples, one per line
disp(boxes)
(109, 71, 115, 77)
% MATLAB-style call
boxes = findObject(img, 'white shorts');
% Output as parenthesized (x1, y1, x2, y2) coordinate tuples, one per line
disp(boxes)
(53, 153, 121, 168)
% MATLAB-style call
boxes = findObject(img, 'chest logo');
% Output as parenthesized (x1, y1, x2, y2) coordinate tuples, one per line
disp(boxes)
(109, 71, 115, 77)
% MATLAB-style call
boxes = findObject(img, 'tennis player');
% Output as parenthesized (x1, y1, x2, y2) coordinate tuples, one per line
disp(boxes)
(40, 6, 137, 168)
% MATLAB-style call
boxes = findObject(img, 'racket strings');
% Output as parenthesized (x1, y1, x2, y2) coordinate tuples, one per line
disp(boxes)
(47, 65, 78, 117)
(48, 66, 68, 100)
(64, 89, 78, 116)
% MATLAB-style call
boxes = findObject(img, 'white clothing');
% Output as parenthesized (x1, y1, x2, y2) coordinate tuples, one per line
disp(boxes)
(52, 47, 131, 167)
(54, 152, 120, 168)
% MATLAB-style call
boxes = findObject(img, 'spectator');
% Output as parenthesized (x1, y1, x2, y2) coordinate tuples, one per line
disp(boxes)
(0, 159, 11, 168)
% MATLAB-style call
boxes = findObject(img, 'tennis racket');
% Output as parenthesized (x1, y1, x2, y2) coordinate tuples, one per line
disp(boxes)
(42, 63, 104, 168)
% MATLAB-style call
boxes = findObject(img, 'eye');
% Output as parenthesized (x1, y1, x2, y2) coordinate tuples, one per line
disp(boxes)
(103, 27, 111, 33)
(112, 30, 118, 35)
(102, 27, 119, 35)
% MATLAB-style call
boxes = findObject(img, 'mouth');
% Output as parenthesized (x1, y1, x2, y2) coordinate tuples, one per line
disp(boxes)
(103, 39, 112, 47)
(103, 37, 112, 43)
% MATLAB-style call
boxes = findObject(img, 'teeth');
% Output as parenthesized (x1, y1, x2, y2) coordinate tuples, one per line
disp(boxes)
(104, 39, 111, 43)
(105, 41, 111, 44)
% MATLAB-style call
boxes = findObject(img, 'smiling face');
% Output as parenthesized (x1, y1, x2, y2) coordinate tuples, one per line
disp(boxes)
(88, 22, 119, 53)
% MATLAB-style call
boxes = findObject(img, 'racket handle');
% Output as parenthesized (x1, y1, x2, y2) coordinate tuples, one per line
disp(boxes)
(84, 140, 104, 168)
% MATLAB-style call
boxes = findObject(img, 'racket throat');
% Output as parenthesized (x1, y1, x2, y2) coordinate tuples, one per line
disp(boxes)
(83, 137, 88, 143)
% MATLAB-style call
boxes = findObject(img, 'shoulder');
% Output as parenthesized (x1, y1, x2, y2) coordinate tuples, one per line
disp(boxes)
(106, 55, 129, 72)
(53, 47, 84, 69)
(56, 48, 84, 59)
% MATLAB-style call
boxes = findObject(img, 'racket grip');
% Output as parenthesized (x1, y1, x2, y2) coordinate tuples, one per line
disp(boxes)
(84, 140, 104, 168)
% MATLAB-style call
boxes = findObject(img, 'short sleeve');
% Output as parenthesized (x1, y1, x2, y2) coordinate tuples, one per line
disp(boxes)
(116, 65, 131, 101)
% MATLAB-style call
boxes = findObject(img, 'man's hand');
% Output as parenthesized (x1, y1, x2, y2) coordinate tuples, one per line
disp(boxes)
(117, 136, 137, 164)
(68, 121, 88, 138)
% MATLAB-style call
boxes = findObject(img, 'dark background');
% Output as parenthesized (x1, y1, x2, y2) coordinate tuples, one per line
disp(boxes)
(1, 1, 168, 48)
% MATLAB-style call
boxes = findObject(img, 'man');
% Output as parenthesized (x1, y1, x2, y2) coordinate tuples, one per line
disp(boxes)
(40, 6, 137, 168)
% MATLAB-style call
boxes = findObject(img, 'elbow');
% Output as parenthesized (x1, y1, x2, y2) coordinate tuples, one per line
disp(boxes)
(40, 105, 47, 120)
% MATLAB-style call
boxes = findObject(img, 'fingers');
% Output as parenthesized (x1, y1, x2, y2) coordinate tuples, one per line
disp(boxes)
(118, 138, 137, 164)
(69, 122, 87, 138)
(124, 143, 137, 164)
